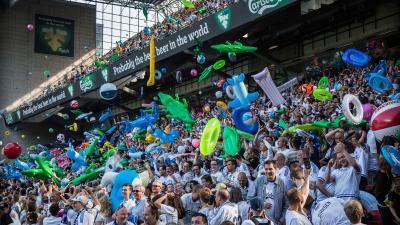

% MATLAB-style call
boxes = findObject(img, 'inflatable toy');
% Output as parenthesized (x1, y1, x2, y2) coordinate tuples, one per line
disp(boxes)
(100, 171, 118, 188)
(318, 76, 329, 89)
(85, 139, 98, 157)
(362, 104, 375, 121)
(236, 129, 255, 141)
(99, 109, 113, 123)
(204, 105, 210, 112)
(147, 35, 155, 86)
(313, 88, 332, 101)
(161, 68, 167, 74)
(301, 83, 315, 95)
(243, 112, 256, 125)
(70, 163, 101, 185)
(110, 170, 141, 212)
(226, 85, 235, 99)
(216, 101, 228, 110)
(341, 48, 371, 67)
(154, 69, 162, 80)
(26, 24, 34, 30)
(176, 71, 182, 83)
(228, 52, 236, 62)
(144, 26, 151, 35)
(334, 82, 342, 91)
(215, 91, 223, 99)
(15, 159, 29, 171)
(252, 67, 284, 106)
(228, 73, 259, 108)
(288, 124, 323, 135)
(214, 106, 227, 119)
(197, 54, 205, 64)
(371, 100, 400, 141)
(152, 128, 180, 144)
(75, 112, 93, 121)
(200, 118, 221, 156)
(368, 74, 393, 93)
(158, 92, 197, 132)
(223, 127, 240, 156)
(70, 100, 79, 108)
(120, 104, 159, 133)
(342, 94, 364, 124)
(381, 145, 400, 175)
(213, 60, 225, 70)
(3, 143, 21, 160)
(192, 139, 200, 148)
(391, 93, 400, 100)
(190, 69, 198, 77)
(181, 0, 194, 8)
(232, 106, 259, 134)
(199, 66, 212, 82)
(364, 60, 387, 82)
(211, 41, 257, 53)
(100, 83, 118, 100)
(63, 114, 70, 120)
(217, 79, 225, 88)
(48, 128, 54, 133)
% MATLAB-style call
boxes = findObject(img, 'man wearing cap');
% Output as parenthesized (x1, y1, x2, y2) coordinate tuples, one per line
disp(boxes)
(71, 195, 94, 225)
(131, 185, 148, 220)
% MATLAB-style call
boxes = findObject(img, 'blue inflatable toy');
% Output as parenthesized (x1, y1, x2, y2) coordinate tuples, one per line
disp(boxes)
(368, 74, 393, 93)
(99, 109, 113, 123)
(110, 170, 141, 212)
(106, 125, 118, 135)
(342, 48, 371, 67)
(381, 145, 400, 175)
(67, 143, 87, 172)
(391, 92, 400, 100)
(155, 70, 162, 80)
(232, 106, 259, 134)
(152, 128, 180, 144)
(15, 159, 29, 171)
(227, 73, 259, 108)
(121, 102, 159, 133)
(214, 106, 227, 119)
(364, 60, 387, 82)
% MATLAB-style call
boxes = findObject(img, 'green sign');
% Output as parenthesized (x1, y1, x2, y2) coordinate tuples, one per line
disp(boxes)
(215, 8, 231, 30)
(67, 84, 74, 97)
(79, 73, 95, 92)
(34, 14, 74, 57)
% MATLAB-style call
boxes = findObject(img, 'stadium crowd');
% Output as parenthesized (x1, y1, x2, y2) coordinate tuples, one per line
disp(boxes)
(1, 53, 400, 225)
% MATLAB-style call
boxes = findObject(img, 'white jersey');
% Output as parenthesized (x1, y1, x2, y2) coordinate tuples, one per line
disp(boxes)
(181, 193, 201, 225)
(352, 146, 368, 177)
(316, 166, 334, 204)
(311, 197, 350, 225)
(237, 201, 250, 225)
(366, 130, 377, 154)
(210, 171, 224, 184)
(209, 202, 239, 225)
(331, 167, 359, 202)
(285, 209, 312, 225)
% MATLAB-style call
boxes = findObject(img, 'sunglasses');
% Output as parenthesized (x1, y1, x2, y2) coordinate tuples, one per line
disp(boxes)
(133, 190, 141, 193)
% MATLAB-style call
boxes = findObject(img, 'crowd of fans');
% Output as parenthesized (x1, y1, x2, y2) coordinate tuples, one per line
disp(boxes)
(16, 0, 235, 110)
(1, 54, 400, 225)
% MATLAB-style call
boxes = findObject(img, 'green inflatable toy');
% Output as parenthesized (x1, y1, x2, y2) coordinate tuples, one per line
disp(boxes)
(198, 66, 213, 82)
(223, 126, 240, 156)
(313, 88, 332, 101)
(85, 138, 98, 157)
(288, 124, 324, 135)
(318, 76, 329, 89)
(158, 92, 197, 132)
(181, 0, 194, 8)
(70, 163, 101, 185)
(200, 118, 221, 156)
(313, 115, 367, 129)
(236, 129, 255, 141)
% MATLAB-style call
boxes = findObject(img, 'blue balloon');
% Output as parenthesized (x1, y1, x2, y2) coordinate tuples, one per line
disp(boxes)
(144, 26, 151, 35)
(342, 48, 371, 67)
(232, 106, 259, 134)
(197, 54, 205, 64)
(161, 68, 167, 74)
(110, 170, 140, 212)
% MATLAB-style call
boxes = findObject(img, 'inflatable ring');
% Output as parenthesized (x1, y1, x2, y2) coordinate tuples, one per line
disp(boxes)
(313, 88, 332, 101)
(216, 101, 228, 110)
(342, 94, 363, 124)
(226, 85, 235, 99)
(318, 76, 329, 89)
(381, 145, 400, 175)
(198, 66, 213, 82)
(155, 69, 162, 80)
(4, 130, 10, 136)
(213, 59, 226, 70)
(200, 118, 221, 156)
(176, 71, 182, 83)
(232, 106, 259, 134)
(368, 74, 393, 93)
(342, 48, 371, 67)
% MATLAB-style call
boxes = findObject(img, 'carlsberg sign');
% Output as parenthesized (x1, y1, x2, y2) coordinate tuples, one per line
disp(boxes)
(247, 0, 282, 15)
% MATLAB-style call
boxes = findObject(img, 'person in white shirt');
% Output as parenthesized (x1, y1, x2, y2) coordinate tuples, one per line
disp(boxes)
(315, 165, 335, 204)
(192, 164, 205, 184)
(70, 195, 95, 225)
(209, 189, 239, 225)
(285, 188, 312, 225)
(209, 160, 224, 184)
(157, 166, 176, 186)
(130, 185, 148, 220)
(181, 184, 202, 225)
(311, 197, 351, 225)
(325, 142, 361, 203)
(344, 200, 366, 225)
(106, 207, 134, 225)
(43, 204, 62, 225)
(237, 172, 253, 201)
(120, 184, 135, 212)
(222, 159, 240, 188)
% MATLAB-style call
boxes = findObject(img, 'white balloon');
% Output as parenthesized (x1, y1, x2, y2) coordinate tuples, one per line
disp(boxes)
(215, 91, 223, 99)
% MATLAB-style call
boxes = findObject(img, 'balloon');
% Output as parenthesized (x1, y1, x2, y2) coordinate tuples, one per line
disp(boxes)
(21, 134, 25, 139)
(144, 26, 151, 35)
(214, 106, 227, 119)
(215, 91, 223, 99)
(63, 114, 70, 120)
(200, 118, 221, 156)
(161, 68, 167, 74)
(228, 73, 259, 108)
(147, 36, 155, 86)
(212, 59, 226, 70)
(155, 69, 162, 80)
(4, 130, 10, 136)
(192, 139, 200, 148)
(110, 170, 141, 212)
(288, 124, 324, 135)
(313, 88, 332, 101)
(26, 24, 34, 30)
(99, 109, 113, 123)
(223, 127, 240, 156)
(226, 85, 235, 99)
(190, 69, 198, 77)
(333, 82, 342, 91)
(176, 71, 183, 83)
(371, 100, 400, 141)
(342, 94, 364, 124)
(43, 69, 51, 77)
(362, 104, 375, 121)
(217, 79, 225, 88)
(70, 100, 79, 108)
(381, 145, 400, 175)
(228, 52, 237, 62)
(232, 106, 259, 134)
(252, 67, 285, 106)
(197, 54, 206, 64)
(3, 143, 22, 160)
(204, 105, 210, 112)
(198, 66, 212, 82)
(301, 83, 315, 95)
(216, 101, 228, 110)
(318, 76, 329, 89)
(158, 92, 196, 132)
(48, 128, 54, 133)
(342, 48, 371, 67)
(100, 83, 118, 100)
